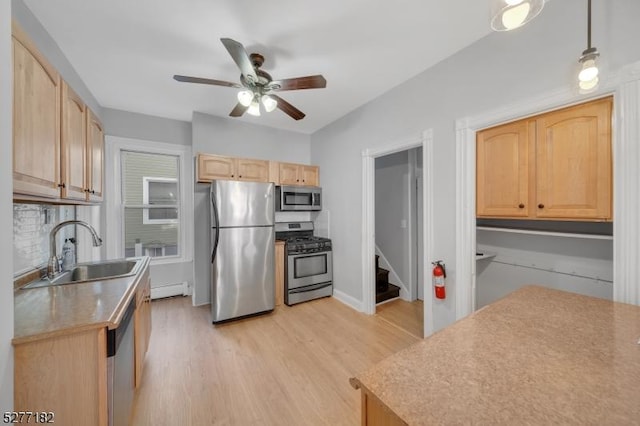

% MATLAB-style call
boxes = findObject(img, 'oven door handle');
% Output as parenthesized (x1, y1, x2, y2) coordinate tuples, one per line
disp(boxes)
(288, 282, 332, 294)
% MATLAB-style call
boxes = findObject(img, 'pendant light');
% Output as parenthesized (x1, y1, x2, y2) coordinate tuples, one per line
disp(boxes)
(578, 0, 600, 93)
(490, 0, 545, 31)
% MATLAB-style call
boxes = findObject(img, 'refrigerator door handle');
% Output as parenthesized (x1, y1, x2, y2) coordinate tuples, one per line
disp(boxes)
(211, 194, 220, 263)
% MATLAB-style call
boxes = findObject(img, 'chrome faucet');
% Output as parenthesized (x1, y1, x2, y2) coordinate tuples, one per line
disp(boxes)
(48, 220, 103, 278)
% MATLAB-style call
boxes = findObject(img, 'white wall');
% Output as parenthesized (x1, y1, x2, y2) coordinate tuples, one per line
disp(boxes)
(375, 150, 410, 289)
(12, 0, 102, 118)
(191, 112, 311, 306)
(476, 231, 613, 308)
(310, 0, 640, 332)
(1, 0, 13, 411)
(102, 108, 191, 146)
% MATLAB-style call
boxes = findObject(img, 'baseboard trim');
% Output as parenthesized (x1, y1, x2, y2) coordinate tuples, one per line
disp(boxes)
(333, 289, 364, 312)
(151, 282, 188, 299)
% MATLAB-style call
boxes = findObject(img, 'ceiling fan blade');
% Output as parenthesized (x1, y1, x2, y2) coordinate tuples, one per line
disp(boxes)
(271, 94, 305, 120)
(220, 38, 258, 83)
(269, 75, 326, 91)
(229, 102, 249, 117)
(173, 75, 241, 88)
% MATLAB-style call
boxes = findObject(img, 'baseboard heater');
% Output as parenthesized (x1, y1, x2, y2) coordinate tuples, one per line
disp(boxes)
(150, 281, 189, 299)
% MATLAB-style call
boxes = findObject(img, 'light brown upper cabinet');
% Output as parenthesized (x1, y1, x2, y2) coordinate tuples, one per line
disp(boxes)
(12, 21, 104, 205)
(12, 21, 62, 199)
(86, 109, 104, 202)
(477, 120, 532, 218)
(61, 81, 87, 201)
(477, 96, 612, 221)
(276, 162, 319, 186)
(197, 153, 269, 183)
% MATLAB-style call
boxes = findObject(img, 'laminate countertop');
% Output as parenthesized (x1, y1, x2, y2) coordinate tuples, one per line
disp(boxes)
(13, 256, 151, 345)
(350, 285, 640, 425)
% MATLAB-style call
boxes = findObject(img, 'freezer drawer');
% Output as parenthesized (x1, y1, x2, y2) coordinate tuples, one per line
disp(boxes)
(211, 226, 275, 322)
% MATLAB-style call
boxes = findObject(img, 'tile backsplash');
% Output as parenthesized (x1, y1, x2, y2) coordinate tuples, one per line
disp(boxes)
(13, 203, 75, 276)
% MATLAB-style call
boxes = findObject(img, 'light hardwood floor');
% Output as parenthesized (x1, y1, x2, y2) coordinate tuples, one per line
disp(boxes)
(131, 296, 419, 425)
(376, 299, 424, 339)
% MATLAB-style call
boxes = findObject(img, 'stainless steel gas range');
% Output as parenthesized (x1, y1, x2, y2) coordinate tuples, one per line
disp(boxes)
(275, 222, 333, 305)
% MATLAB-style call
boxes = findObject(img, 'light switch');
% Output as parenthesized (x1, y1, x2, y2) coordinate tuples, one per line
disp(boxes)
(400, 219, 407, 228)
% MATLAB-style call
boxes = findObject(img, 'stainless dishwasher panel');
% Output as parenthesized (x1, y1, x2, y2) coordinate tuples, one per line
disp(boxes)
(107, 300, 136, 426)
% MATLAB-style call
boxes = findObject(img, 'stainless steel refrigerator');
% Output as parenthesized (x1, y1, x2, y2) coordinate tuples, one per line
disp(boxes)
(210, 180, 275, 323)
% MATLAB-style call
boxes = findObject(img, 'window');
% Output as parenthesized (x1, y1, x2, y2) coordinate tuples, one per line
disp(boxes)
(121, 151, 180, 259)
(105, 136, 193, 266)
(142, 177, 178, 224)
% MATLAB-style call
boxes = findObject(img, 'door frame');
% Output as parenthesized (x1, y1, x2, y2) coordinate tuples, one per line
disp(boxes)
(362, 129, 434, 337)
(454, 61, 640, 319)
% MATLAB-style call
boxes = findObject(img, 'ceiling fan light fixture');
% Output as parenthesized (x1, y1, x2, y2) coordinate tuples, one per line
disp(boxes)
(247, 99, 261, 116)
(262, 95, 278, 113)
(490, 0, 544, 31)
(237, 90, 253, 107)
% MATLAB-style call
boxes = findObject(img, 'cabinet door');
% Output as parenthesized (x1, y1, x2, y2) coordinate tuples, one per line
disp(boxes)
(86, 109, 104, 202)
(197, 154, 236, 182)
(12, 23, 61, 199)
(61, 81, 87, 201)
(278, 162, 301, 185)
(476, 120, 531, 217)
(300, 165, 319, 186)
(236, 158, 269, 182)
(536, 98, 612, 220)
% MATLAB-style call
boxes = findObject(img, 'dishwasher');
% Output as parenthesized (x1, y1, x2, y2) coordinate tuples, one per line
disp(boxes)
(107, 299, 135, 426)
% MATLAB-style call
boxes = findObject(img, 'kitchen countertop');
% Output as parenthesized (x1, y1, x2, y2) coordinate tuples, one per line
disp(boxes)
(13, 256, 150, 345)
(350, 285, 640, 425)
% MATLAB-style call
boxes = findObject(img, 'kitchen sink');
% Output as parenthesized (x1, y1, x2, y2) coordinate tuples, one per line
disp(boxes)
(22, 259, 143, 289)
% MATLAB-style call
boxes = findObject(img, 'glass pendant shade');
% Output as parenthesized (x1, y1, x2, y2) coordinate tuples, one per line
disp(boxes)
(237, 90, 253, 107)
(490, 0, 545, 31)
(247, 100, 261, 116)
(578, 58, 598, 82)
(261, 95, 278, 113)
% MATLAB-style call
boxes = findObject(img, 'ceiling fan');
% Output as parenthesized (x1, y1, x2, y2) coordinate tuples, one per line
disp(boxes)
(173, 38, 327, 121)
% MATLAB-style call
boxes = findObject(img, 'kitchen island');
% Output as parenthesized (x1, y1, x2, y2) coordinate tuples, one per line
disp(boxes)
(350, 286, 640, 425)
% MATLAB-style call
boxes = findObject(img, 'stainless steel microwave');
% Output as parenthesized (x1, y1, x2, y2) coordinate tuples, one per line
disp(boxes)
(276, 185, 322, 211)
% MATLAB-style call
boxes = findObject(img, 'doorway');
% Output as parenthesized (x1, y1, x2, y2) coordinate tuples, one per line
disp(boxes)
(361, 130, 434, 338)
(373, 148, 423, 337)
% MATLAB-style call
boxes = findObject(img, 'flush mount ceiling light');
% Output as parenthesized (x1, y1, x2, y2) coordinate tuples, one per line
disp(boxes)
(578, 0, 600, 93)
(490, 0, 545, 31)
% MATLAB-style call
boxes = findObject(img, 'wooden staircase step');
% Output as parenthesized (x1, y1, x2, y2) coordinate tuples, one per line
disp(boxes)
(376, 283, 400, 304)
(376, 268, 389, 292)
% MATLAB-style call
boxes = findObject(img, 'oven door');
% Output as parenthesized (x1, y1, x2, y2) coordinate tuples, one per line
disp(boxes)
(287, 250, 332, 290)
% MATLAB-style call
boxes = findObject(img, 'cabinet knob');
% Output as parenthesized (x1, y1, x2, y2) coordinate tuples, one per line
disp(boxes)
(538, 203, 545, 209)
(91, 190, 96, 194)
(231, 174, 235, 178)
(58, 183, 66, 189)
(239, 175, 242, 178)
(518, 203, 525, 209)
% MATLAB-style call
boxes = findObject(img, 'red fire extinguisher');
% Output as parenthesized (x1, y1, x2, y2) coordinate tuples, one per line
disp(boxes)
(432, 261, 446, 300)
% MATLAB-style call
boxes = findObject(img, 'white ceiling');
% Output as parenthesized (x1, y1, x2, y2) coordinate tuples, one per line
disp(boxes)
(23, 0, 492, 134)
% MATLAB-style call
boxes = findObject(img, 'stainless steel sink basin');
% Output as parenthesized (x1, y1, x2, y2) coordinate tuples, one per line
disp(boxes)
(22, 259, 143, 289)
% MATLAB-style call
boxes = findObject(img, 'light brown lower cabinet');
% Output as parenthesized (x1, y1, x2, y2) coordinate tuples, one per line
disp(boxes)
(275, 241, 285, 306)
(14, 270, 151, 425)
(14, 328, 109, 426)
(358, 387, 406, 426)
